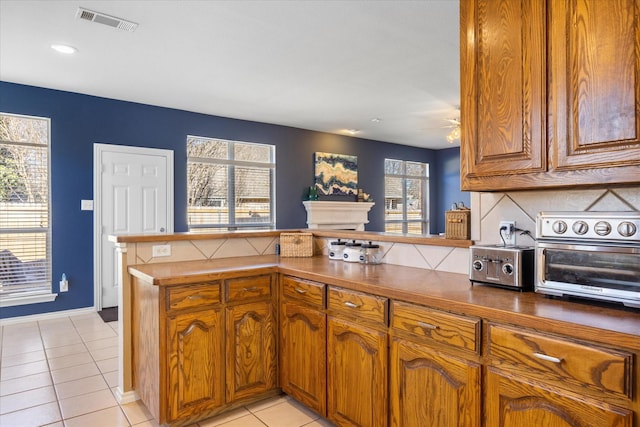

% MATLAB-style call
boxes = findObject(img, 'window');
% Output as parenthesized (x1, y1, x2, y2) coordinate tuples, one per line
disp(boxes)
(187, 136, 275, 232)
(0, 113, 54, 306)
(384, 159, 429, 235)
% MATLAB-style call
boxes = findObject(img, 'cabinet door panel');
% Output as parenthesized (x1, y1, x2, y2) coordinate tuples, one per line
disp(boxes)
(225, 301, 277, 402)
(486, 369, 633, 427)
(280, 301, 327, 415)
(551, 0, 640, 170)
(390, 339, 481, 427)
(327, 317, 387, 427)
(461, 0, 547, 187)
(167, 309, 223, 421)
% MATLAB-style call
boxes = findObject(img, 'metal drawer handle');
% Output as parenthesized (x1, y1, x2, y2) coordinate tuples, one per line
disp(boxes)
(533, 352, 563, 364)
(187, 295, 205, 300)
(243, 286, 259, 292)
(344, 301, 360, 308)
(295, 288, 307, 294)
(418, 321, 439, 330)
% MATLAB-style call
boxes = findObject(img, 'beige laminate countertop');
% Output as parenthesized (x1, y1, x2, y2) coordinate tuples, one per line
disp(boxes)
(128, 255, 640, 350)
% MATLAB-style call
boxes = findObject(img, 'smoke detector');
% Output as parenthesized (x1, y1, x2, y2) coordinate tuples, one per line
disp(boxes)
(76, 7, 138, 32)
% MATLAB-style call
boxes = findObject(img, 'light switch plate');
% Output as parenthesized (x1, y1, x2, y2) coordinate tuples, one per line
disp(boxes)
(81, 200, 94, 211)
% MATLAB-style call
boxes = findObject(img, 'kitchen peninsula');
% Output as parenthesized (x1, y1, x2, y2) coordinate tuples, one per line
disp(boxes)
(113, 231, 640, 427)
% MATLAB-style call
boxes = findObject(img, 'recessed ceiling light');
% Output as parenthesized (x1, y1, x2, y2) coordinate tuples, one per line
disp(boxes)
(370, 118, 382, 123)
(51, 44, 77, 54)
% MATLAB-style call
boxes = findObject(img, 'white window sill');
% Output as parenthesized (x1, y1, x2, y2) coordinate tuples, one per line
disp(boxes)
(0, 292, 58, 307)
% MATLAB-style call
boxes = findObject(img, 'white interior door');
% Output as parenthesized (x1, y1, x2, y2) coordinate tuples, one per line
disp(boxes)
(94, 144, 174, 309)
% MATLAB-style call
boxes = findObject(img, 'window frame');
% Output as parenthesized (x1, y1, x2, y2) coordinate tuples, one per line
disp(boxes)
(384, 158, 430, 235)
(0, 112, 56, 307)
(187, 136, 276, 232)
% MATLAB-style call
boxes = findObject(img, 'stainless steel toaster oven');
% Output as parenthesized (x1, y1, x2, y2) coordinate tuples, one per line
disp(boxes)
(535, 211, 640, 309)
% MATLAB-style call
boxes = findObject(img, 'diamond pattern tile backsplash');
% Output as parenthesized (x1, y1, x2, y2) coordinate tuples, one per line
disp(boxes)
(125, 185, 640, 279)
(471, 185, 640, 246)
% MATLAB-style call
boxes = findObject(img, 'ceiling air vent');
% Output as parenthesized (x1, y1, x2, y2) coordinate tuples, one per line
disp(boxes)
(76, 7, 138, 32)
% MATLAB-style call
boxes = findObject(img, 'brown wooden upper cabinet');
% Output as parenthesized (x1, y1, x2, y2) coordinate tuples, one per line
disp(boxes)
(461, 0, 640, 191)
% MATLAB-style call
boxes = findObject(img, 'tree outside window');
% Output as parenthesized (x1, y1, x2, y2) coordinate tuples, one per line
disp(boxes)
(187, 136, 275, 232)
(384, 159, 429, 235)
(0, 113, 52, 301)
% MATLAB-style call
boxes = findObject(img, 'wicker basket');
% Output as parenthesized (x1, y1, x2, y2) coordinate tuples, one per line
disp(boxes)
(280, 233, 314, 257)
(445, 210, 471, 240)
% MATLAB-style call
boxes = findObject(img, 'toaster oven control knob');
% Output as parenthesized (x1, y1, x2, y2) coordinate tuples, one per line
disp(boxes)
(472, 260, 484, 271)
(618, 221, 637, 237)
(594, 221, 611, 236)
(552, 220, 567, 234)
(572, 220, 588, 235)
(502, 263, 514, 276)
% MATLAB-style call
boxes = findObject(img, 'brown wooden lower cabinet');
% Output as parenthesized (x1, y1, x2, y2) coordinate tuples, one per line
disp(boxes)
(167, 308, 224, 421)
(389, 338, 481, 427)
(486, 368, 634, 427)
(225, 300, 277, 402)
(327, 316, 387, 427)
(131, 271, 639, 427)
(131, 274, 278, 425)
(280, 300, 327, 415)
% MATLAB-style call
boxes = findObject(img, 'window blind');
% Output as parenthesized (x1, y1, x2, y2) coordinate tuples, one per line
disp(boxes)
(187, 136, 275, 232)
(0, 113, 52, 297)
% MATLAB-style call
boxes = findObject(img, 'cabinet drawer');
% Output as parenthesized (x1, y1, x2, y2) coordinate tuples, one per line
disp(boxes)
(226, 275, 272, 302)
(392, 301, 480, 353)
(166, 282, 221, 311)
(328, 286, 387, 326)
(488, 324, 633, 398)
(282, 276, 325, 308)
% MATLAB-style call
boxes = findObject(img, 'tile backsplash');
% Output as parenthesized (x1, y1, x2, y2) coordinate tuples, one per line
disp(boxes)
(122, 185, 639, 279)
(471, 186, 640, 246)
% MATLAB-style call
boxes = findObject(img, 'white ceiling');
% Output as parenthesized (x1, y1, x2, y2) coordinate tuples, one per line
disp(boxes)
(0, 0, 460, 149)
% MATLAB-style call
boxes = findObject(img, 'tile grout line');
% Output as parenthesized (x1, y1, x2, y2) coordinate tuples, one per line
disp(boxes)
(37, 316, 65, 426)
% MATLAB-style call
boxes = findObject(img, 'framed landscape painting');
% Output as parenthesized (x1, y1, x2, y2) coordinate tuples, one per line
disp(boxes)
(314, 152, 358, 196)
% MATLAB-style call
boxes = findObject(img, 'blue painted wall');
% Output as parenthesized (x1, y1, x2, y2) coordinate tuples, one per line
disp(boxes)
(0, 81, 465, 318)
(435, 147, 471, 233)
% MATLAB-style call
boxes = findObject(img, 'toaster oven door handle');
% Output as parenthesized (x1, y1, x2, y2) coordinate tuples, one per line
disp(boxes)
(537, 248, 546, 284)
(532, 352, 563, 364)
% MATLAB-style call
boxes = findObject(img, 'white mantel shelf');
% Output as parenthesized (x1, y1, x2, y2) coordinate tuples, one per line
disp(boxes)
(302, 200, 375, 231)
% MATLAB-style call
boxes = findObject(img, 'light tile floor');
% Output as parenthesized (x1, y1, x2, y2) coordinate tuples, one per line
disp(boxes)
(0, 312, 335, 427)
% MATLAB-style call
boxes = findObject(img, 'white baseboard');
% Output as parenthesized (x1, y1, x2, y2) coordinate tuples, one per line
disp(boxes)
(0, 306, 97, 326)
(115, 387, 140, 405)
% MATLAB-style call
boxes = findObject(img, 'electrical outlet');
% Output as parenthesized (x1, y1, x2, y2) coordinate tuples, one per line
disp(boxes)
(152, 244, 171, 257)
(499, 221, 516, 246)
(59, 280, 68, 292)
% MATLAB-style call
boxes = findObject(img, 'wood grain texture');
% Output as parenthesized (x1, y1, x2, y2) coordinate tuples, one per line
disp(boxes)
(226, 274, 272, 302)
(551, 0, 640, 170)
(167, 309, 223, 421)
(112, 228, 473, 248)
(131, 277, 161, 422)
(279, 301, 327, 415)
(167, 282, 220, 311)
(281, 275, 326, 307)
(488, 323, 633, 399)
(225, 300, 277, 402)
(461, 0, 547, 186)
(327, 316, 387, 427)
(391, 300, 481, 353)
(328, 286, 388, 326)
(486, 368, 634, 427)
(462, 0, 640, 191)
(390, 338, 481, 427)
(131, 256, 640, 348)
